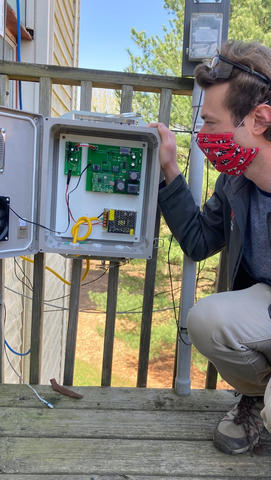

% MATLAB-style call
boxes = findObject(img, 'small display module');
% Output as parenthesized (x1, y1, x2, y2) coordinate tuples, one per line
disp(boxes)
(86, 144, 142, 195)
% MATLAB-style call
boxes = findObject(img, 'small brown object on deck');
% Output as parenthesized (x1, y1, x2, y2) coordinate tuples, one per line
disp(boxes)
(50, 378, 83, 399)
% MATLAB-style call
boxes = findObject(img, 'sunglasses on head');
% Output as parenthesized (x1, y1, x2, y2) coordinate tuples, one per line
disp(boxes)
(210, 54, 271, 86)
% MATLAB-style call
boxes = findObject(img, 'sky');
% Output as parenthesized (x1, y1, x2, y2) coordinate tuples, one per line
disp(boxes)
(79, 0, 172, 72)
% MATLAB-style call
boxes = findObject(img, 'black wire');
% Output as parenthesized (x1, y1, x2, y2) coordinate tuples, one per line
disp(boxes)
(13, 258, 33, 292)
(9, 206, 64, 235)
(9, 164, 93, 236)
(167, 234, 191, 346)
(64, 163, 103, 234)
(67, 164, 90, 203)
(45, 263, 110, 302)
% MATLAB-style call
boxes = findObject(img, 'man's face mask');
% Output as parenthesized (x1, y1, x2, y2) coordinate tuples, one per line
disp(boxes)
(196, 131, 259, 176)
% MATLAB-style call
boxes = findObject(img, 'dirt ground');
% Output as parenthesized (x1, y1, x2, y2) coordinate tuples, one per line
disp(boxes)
(76, 267, 231, 390)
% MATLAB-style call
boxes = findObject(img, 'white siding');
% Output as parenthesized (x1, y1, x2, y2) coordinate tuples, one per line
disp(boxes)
(51, 0, 80, 116)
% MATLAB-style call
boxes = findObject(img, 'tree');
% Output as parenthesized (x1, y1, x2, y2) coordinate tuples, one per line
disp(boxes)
(126, 0, 271, 127)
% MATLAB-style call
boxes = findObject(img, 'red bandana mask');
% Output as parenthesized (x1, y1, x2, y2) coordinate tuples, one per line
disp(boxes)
(196, 132, 259, 176)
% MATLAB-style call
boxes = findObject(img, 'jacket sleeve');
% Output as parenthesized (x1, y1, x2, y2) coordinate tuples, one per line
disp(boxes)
(158, 173, 227, 261)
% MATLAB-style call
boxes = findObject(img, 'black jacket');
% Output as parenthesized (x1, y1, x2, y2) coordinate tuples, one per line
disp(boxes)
(158, 173, 261, 290)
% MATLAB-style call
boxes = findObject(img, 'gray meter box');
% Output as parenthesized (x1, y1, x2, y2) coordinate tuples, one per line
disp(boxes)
(0, 107, 160, 259)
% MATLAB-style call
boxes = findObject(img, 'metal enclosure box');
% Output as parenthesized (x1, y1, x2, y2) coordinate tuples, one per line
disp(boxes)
(0, 108, 42, 258)
(182, 0, 230, 77)
(0, 108, 161, 259)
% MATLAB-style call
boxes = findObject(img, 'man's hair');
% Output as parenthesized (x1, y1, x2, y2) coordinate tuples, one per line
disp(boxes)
(194, 40, 271, 141)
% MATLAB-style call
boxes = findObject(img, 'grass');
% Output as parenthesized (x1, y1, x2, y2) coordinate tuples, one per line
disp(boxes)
(73, 358, 135, 387)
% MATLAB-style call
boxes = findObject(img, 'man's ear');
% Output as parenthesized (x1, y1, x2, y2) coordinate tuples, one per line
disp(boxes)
(252, 104, 271, 135)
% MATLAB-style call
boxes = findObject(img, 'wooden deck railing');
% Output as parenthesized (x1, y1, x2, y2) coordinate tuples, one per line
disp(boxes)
(0, 60, 221, 389)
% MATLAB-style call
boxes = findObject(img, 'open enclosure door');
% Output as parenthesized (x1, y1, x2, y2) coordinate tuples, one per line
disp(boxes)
(0, 108, 42, 258)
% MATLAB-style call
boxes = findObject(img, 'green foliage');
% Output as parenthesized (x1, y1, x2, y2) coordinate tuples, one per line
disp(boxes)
(74, 358, 134, 387)
(229, 0, 271, 46)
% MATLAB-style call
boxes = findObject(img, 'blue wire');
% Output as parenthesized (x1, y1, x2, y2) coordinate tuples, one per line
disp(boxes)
(4, 339, 31, 356)
(16, 0, 23, 110)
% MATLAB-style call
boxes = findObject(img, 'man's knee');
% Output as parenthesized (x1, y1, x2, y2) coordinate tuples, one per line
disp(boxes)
(187, 295, 222, 357)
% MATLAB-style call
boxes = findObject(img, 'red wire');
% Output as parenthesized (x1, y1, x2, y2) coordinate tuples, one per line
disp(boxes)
(65, 184, 76, 223)
(75, 143, 97, 150)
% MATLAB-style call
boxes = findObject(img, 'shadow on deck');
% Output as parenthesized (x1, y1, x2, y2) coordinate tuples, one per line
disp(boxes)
(0, 385, 270, 478)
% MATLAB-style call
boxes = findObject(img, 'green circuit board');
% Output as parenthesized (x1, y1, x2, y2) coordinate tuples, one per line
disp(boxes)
(64, 141, 82, 176)
(85, 143, 143, 195)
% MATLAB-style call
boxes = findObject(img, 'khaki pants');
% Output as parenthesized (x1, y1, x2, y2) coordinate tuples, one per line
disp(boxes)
(187, 283, 271, 396)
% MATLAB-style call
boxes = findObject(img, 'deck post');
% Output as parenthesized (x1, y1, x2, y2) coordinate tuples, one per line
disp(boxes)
(137, 88, 172, 387)
(0, 74, 9, 106)
(63, 80, 93, 385)
(101, 260, 120, 386)
(30, 77, 52, 384)
(64, 258, 82, 385)
(80, 80, 92, 111)
(101, 84, 133, 386)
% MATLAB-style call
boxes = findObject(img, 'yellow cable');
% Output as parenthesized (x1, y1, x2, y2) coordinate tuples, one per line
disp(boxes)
(71, 216, 98, 244)
(21, 256, 34, 264)
(21, 255, 91, 286)
(44, 265, 71, 286)
(21, 216, 98, 285)
(81, 258, 90, 282)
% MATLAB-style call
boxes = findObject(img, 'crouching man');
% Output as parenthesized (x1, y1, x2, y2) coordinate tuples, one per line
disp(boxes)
(153, 40, 271, 455)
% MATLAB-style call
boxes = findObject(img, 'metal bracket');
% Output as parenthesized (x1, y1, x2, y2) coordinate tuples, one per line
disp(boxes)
(61, 110, 145, 126)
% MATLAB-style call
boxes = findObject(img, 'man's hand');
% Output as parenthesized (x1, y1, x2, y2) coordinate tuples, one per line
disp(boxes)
(149, 122, 181, 185)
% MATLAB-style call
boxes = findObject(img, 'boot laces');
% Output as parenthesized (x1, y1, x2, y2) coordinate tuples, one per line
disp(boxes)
(234, 395, 263, 452)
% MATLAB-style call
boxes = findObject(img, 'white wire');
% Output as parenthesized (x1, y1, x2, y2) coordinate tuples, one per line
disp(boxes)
(4, 344, 53, 408)
(2, 303, 54, 409)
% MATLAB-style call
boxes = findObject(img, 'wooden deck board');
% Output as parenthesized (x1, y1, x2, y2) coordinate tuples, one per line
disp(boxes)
(0, 384, 237, 410)
(0, 386, 270, 479)
(0, 406, 229, 439)
(0, 477, 268, 480)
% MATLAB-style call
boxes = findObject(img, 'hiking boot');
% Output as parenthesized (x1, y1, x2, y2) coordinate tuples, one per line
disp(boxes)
(213, 394, 264, 455)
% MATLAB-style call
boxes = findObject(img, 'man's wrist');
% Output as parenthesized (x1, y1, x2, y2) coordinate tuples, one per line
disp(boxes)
(162, 165, 181, 185)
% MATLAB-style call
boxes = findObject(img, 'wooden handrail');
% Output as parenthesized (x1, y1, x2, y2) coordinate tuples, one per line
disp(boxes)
(0, 60, 194, 94)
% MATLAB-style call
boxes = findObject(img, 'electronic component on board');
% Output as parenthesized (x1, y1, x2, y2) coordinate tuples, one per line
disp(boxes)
(103, 209, 137, 235)
(85, 143, 142, 195)
(64, 141, 82, 176)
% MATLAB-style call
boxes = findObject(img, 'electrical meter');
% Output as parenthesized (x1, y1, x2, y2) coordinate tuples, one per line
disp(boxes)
(0, 108, 160, 259)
